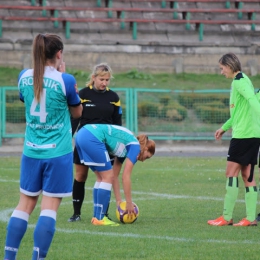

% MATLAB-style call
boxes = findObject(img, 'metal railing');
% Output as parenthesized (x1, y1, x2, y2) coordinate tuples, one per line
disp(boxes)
(0, 86, 233, 145)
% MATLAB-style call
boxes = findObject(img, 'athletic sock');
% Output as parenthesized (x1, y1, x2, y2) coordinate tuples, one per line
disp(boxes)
(32, 210, 56, 260)
(245, 186, 258, 222)
(4, 210, 29, 260)
(93, 182, 100, 218)
(105, 201, 110, 216)
(72, 179, 85, 215)
(223, 177, 238, 221)
(96, 182, 112, 220)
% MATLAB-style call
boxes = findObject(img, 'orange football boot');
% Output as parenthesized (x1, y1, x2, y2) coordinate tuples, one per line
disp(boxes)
(207, 216, 233, 226)
(233, 218, 257, 226)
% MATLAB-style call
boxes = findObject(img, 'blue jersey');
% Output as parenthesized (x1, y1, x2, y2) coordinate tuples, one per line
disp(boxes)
(18, 66, 80, 159)
(83, 124, 140, 164)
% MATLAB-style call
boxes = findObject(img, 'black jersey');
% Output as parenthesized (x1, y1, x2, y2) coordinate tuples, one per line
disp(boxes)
(71, 85, 122, 135)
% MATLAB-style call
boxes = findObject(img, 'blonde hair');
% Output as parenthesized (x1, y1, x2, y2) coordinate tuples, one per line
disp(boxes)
(137, 134, 156, 161)
(86, 63, 113, 87)
(219, 53, 241, 73)
(32, 33, 63, 102)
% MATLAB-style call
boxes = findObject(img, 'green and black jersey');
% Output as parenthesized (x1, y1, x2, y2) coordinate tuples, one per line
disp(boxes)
(71, 85, 122, 135)
(222, 72, 260, 138)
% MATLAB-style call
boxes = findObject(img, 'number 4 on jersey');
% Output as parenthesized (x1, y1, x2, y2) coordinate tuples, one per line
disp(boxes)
(30, 89, 48, 123)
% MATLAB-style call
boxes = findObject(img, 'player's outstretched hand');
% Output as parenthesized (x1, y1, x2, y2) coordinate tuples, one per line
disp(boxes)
(126, 201, 135, 216)
(215, 128, 225, 140)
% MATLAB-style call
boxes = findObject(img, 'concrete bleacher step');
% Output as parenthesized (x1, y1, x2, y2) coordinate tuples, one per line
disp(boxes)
(0, 0, 259, 46)
(58, 0, 98, 7)
(81, 21, 124, 32)
(240, 2, 260, 8)
(2, 20, 56, 31)
(130, 1, 162, 8)
(109, 0, 132, 8)
(0, 0, 30, 6)
(0, 0, 259, 75)
(196, 2, 227, 8)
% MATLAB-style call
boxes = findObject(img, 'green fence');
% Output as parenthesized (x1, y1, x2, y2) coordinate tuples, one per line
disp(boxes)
(0, 87, 232, 145)
(133, 88, 231, 140)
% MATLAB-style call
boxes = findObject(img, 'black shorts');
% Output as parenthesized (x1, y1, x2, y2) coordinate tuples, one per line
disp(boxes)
(73, 145, 82, 165)
(227, 138, 260, 166)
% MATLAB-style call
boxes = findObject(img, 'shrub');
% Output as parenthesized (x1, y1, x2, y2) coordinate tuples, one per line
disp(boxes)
(193, 100, 226, 110)
(138, 101, 158, 117)
(126, 69, 153, 80)
(195, 105, 229, 124)
(6, 93, 20, 103)
(178, 93, 229, 109)
(159, 95, 171, 106)
(138, 100, 187, 121)
(165, 101, 187, 121)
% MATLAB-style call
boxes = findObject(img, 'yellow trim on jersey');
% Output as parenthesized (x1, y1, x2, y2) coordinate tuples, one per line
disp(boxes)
(81, 98, 91, 103)
(110, 100, 121, 106)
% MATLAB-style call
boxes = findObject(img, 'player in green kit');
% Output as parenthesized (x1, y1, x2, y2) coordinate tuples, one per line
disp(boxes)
(208, 53, 260, 226)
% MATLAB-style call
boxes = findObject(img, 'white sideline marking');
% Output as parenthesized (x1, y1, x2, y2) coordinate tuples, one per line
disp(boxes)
(1, 178, 260, 245)
(0, 209, 259, 245)
(0, 209, 13, 222)
(0, 168, 19, 171)
(0, 178, 19, 183)
(0, 178, 257, 204)
(54, 228, 260, 245)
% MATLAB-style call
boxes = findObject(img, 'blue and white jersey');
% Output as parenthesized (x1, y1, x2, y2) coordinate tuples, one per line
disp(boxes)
(18, 66, 80, 159)
(83, 124, 140, 164)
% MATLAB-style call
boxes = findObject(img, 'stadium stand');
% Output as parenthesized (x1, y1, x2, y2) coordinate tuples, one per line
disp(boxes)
(0, 1, 259, 41)
(0, 0, 259, 73)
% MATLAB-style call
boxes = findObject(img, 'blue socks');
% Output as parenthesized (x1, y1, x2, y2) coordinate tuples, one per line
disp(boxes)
(93, 181, 101, 217)
(94, 182, 112, 220)
(4, 209, 57, 260)
(32, 209, 56, 260)
(4, 210, 29, 260)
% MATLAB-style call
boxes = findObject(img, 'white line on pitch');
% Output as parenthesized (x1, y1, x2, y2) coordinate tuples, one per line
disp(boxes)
(0, 209, 258, 245)
(0, 178, 254, 204)
(54, 228, 260, 245)
(0, 196, 259, 245)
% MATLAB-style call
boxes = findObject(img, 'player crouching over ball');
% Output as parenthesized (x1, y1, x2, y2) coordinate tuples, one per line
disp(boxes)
(75, 124, 155, 226)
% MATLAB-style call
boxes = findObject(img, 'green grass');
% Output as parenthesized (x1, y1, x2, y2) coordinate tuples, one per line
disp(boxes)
(1, 66, 260, 90)
(1, 156, 260, 260)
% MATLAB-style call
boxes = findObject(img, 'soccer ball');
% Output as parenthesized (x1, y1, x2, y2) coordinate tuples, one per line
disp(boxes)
(116, 201, 139, 224)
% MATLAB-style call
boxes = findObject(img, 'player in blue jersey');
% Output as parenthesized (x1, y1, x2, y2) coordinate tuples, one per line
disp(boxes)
(75, 124, 155, 226)
(3, 33, 82, 260)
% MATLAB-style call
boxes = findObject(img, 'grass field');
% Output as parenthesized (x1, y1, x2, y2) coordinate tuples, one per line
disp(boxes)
(1, 66, 260, 91)
(1, 156, 260, 260)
